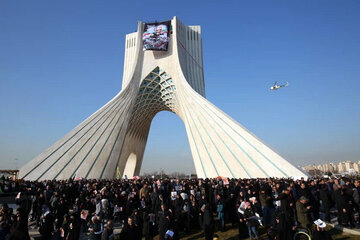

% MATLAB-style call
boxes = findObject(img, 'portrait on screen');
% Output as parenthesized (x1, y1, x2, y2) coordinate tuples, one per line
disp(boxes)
(143, 21, 170, 51)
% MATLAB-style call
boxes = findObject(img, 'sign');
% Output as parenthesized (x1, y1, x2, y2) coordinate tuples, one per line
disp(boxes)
(171, 191, 177, 200)
(222, 177, 229, 185)
(143, 21, 171, 51)
(80, 210, 89, 220)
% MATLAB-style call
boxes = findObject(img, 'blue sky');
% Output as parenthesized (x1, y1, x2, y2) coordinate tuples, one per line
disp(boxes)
(1, 0, 359, 174)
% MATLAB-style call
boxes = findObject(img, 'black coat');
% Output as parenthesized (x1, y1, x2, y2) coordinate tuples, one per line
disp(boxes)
(39, 212, 55, 240)
(270, 212, 294, 240)
(320, 187, 332, 208)
(120, 224, 141, 240)
(158, 211, 172, 240)
(312, 229, 333, 240)
(200, 206, 214, 240)
(7, 196, 32, 240)
(67, 218, 80, 240)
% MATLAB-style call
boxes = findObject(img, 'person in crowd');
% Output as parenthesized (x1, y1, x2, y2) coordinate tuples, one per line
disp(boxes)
(215, 194, 225, 231)
(65, 212, 79, 240)
(158, 204, 172, 240)
(352, 180, 360, 223)
(39, 206, 55, 240)
(101, 220, 114, 240)
(336, 187, 355, 227)
(3, 175, 360, 239)
(34, 191, 46, 227)
(296, 196, 312, 233)
(259, 187, 274, 227)
(277, 186, 295, 225)
(60, 214, 70, 240)
(182, 199, 191, 233)
(95, 198, 103, 219)
(200, 203, 214, 240)
(320, 183, 332, 222)
(267, 211, 294, 240)
(89, 216, 103, 240)
(142, 207, 154, 240)
(140, 184, 150, 202)
(312, 220, 333, 240)
(0, 222, 7, 240)
(6, 190, 32, 240)
(120, 217, 141, 240)
(243, 202, 259, 240)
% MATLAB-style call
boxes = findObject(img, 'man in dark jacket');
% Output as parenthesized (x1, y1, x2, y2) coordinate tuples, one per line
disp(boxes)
(336, 187, 354, 227)
(277, 188, 296, 226)
(39, 207, 55, 240)
(297, 183, 311, 200)
(309, 180, 321, 219)
(268, 211, 294, 240)
(101, 220, 114, 240)
(89, 216, 103, 240)
(157, 204, 172, 240)
(320, 184, 332, 222)
(296, 196, 312, 233)
(120, 217, 141, 240)
(259, 188, 273, 227)
(352, 180, 360, 223)
(312, 227, 333, 240)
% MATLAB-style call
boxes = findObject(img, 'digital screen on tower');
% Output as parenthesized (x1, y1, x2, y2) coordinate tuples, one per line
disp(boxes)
(143, 21, 171, 51)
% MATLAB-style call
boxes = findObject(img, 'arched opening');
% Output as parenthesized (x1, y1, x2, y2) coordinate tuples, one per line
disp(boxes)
(122, 153, 137, 178)
(140, 111, 195, 178)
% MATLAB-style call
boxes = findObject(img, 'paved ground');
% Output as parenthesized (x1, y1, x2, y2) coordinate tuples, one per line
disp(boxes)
(28, 221, 122, 240)
(326, 212, 360, 236)
(27, 215, 360, 240)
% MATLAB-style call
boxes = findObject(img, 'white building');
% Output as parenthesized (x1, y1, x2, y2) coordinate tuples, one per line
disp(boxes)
(19, 17, 307, 180)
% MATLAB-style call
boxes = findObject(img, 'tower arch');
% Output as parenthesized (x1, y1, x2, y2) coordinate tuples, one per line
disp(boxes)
(19, 17, 308, 180)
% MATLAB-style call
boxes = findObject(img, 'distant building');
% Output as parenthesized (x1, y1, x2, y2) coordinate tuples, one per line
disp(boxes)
(303, 160, 360, 176)
(0, 170, 19, 179)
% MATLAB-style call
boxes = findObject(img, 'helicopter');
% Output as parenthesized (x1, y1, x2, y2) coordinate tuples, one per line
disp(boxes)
(270, 81, 289, 90)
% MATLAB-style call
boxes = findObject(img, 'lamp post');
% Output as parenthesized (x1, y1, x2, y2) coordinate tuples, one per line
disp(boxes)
(14, 158, 18, 170)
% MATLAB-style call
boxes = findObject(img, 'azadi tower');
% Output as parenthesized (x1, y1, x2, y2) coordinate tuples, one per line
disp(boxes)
(20, 17, 307, 180)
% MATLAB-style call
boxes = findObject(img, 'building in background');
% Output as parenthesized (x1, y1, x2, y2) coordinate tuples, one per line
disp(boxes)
(303, 160, 360, 176)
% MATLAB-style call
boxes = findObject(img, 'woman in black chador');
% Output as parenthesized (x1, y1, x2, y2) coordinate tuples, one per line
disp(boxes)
(200, 203, 214, 240)
(7, 191, 32, 240)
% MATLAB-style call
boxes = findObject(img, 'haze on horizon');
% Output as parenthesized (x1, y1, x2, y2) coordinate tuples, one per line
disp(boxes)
(0, 0, 359, 175)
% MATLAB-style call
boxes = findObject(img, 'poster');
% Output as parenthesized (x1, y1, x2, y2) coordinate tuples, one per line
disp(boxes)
(238, 201, 247, 214)
(171, 191, 177, 200)
(180, 192, 188, 200)
(80, 210, 89, 220)
(143, 21, 171, 51)
(166, 230, 174, 237)
(222, 177, 229, 185)
(149, 213, 156, 223)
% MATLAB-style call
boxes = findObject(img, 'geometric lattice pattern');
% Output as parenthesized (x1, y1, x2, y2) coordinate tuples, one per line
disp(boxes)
(127, 67, 177, 138)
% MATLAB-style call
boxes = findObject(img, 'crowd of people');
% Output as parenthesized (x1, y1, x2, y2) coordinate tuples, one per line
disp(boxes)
(1, 175, 359, 240)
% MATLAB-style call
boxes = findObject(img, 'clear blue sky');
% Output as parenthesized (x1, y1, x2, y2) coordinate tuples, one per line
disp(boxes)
(1, 0, 359, 174)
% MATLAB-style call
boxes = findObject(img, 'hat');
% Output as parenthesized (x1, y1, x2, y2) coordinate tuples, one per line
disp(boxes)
(314, 219, 326, 228)
(299, 196, 308, 201)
